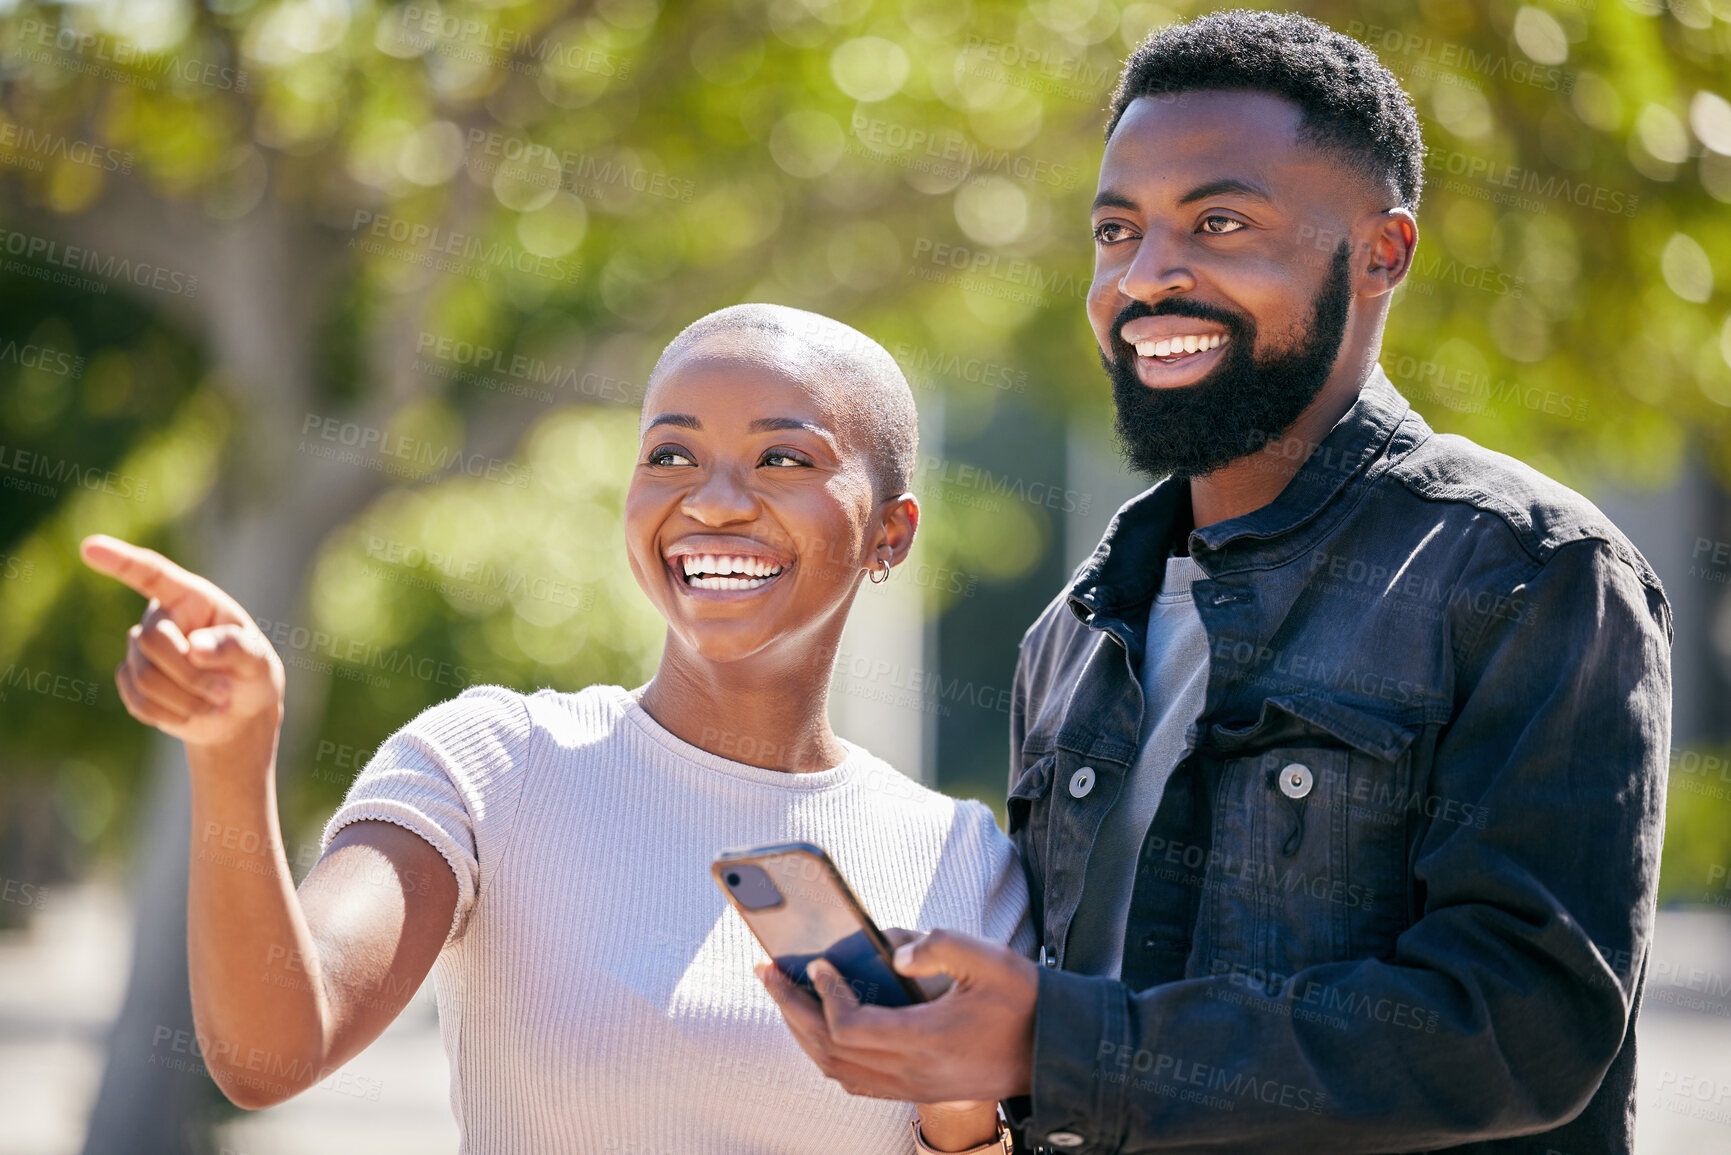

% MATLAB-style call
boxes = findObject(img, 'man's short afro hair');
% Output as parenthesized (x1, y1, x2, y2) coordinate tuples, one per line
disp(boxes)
(1107, 9, 1425, 210)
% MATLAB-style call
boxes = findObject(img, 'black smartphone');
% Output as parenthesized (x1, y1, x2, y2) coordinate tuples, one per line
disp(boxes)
(712, 841, 927, 1008)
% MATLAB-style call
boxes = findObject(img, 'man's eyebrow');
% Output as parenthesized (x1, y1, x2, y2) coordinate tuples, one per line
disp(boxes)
(644, 413, 701, 431)
(1178, 178, 1273, 205)
(1092, 189, 1139, 213)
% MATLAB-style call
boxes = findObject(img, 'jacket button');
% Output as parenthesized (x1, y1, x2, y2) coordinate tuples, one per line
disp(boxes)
(1278, 762, 1314, 799)
(1046, 1133, 1085, 1148)
(1068, 766, 1096, 798)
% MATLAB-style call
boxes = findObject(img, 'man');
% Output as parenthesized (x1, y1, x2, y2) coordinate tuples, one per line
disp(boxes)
(759, 10, 1673, 1155)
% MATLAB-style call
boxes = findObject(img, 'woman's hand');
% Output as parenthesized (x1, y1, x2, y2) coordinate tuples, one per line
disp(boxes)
(914, 1100, 1002, 1152)
(81, 534, 285, 759)
(82, 534, 453, 1109)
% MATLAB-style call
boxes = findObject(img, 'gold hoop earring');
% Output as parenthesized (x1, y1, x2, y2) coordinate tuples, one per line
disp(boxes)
(869, 558, 891, 585)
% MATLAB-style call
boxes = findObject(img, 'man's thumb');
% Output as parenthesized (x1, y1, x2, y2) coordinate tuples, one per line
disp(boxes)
(892, 928, 973, 981)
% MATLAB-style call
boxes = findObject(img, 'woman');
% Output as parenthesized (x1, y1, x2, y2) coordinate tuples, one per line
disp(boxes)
(83, 304, 1031, 1154)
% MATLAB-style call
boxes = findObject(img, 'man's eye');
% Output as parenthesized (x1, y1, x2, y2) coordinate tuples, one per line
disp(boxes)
(1200, 215, 1245, 235)
(647, 448, 695, 467)
(761, 451, 809, 468)
(1093, 221, 1134, 244)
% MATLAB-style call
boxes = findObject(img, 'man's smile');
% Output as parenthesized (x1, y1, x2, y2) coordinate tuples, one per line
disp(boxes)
(1119, 317, 1233, 386)
(1132, 333, 1224, 359)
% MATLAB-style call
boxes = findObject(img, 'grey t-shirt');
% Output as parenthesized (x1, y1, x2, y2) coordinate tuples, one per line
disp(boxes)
(1064, 552, 1210, 978)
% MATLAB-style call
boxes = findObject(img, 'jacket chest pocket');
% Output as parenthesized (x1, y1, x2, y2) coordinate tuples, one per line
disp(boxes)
(1200, 697, 1416, 986)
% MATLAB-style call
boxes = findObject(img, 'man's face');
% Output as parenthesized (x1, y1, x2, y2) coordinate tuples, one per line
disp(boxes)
(1087, 90, 1365, 478)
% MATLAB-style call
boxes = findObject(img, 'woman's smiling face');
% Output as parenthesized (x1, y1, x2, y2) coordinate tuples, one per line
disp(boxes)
(625, 344, 914, 667)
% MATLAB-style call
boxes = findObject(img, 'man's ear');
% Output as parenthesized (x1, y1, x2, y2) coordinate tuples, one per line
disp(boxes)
(876, 493, 920, 567)
(1356, 208, 1418, 298)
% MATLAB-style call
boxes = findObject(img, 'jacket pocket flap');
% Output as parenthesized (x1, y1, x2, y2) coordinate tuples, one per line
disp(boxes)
(1206, 695, 1416, 763)
(1018, 728, 1059, 760)
(1006, 753, 1055, 834)
(1008, 754, 1055, 802)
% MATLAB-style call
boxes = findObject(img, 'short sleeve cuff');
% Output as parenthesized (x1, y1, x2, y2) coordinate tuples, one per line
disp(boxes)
(322, 797, 478, 945)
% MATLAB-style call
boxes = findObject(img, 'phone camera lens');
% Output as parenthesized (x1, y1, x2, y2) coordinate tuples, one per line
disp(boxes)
(721, 862, 784, 910)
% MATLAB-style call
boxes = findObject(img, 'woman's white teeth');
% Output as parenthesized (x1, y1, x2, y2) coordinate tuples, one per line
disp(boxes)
(689, 575, 769, 590)
(1134, 334, 1222, 358)
(678, 553, 785, 589)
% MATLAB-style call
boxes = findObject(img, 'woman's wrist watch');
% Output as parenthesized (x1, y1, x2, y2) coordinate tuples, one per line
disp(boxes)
(909, 1109, 1014, 1155)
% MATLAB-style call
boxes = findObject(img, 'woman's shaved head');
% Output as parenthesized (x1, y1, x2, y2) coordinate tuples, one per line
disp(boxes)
(647, 304, 919, 496)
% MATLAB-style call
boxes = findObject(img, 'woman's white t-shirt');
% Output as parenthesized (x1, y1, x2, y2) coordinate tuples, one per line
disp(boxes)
(321, 684, 1034, 1155)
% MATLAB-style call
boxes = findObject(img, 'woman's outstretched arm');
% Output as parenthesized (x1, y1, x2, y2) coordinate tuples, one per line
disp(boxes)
(83, 535, 455, 1108)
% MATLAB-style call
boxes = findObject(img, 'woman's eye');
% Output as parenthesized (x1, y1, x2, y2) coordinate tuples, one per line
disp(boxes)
(761, 451, 809, 469)
(647, 447, 695, 467)
(1093, 221, 1134, 245)
(1200, 215, 1245, 235)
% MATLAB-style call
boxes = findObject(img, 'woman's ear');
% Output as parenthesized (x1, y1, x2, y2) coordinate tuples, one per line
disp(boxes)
(876, 492, 920, 567)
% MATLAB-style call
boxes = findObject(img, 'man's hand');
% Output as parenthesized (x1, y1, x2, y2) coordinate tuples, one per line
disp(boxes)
(755, 928, 1038, 1103)
(80, 534, 284, 756)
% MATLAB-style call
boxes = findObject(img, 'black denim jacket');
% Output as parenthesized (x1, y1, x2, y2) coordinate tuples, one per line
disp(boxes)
(1006, 368, 1673, 1154)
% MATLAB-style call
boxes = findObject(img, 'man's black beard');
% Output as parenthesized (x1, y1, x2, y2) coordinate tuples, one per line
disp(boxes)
(1103, 240, 1353, 480)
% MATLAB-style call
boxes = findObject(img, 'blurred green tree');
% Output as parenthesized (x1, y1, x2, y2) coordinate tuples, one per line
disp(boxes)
(0, 0, 1726, 1147)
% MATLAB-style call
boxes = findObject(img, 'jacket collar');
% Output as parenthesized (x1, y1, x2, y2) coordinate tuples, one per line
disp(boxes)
(1068, 366, 1412, 623)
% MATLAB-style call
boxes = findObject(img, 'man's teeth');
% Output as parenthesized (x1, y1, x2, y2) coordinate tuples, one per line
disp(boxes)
(677, 553, 786, 589)
(1133, 334, 1224, 358)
